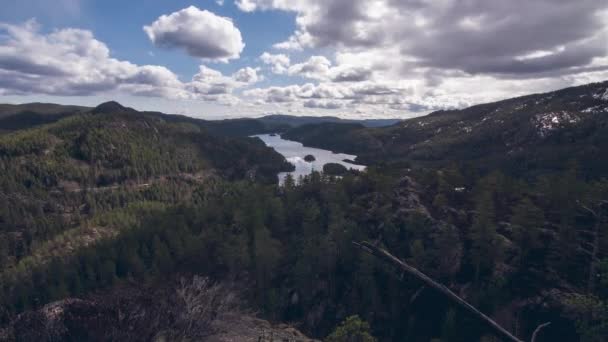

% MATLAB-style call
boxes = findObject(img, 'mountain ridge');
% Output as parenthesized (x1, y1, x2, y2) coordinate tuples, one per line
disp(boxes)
(282, 80, 608, 178)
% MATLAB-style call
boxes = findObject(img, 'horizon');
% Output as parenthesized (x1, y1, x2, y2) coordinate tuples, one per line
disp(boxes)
(3, 78, 607, 121)
(0, 1, 607, 120)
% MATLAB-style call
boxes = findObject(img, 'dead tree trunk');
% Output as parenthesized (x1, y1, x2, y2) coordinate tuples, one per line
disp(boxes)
(579, 202, 605, 294)
(353, 241, 524, 342)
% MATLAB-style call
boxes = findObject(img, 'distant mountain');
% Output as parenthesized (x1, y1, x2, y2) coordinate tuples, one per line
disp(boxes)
(0, 103, 397, 136)
(283, 80, 608, 178)
(258, 114, 400, 128)
(0, 103, 89, 132)
(91, 101, 136, 114)
(0, 103, 90, 118)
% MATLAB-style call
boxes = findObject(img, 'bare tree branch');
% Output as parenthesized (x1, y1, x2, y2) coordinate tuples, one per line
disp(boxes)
(353, 241, 524, 342)
(409, 286, 426, 304)
(531, 322, 551, 342)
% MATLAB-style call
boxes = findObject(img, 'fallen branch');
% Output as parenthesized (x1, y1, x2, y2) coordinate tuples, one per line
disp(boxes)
(353, 241, 524, 342)
(530, 322, 551, 342)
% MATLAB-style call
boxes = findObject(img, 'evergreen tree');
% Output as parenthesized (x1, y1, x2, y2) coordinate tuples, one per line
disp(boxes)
(470, 189, 502, 283)
(326, 315, 377, 342)
(510, 197, 544, 267)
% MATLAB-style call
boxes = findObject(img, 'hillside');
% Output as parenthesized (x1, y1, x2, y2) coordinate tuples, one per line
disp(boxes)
(1, 85, 608, 342)
(283, 81, 608, 178)
(0, 101, 293, 324)
(0, 103, 399, 136)
(0, 103, 89, 133)
(258, 114, 400, 128)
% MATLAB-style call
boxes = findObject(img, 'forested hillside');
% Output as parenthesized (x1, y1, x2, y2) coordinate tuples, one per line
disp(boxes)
(0, 103, 89, 133)
(0, 102, 294, 334)
(1, 81, 608, 342)
(284, 81, 608, 179)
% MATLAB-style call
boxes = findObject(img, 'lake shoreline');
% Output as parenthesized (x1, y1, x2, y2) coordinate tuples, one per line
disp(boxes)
(252, 133, 366, 184)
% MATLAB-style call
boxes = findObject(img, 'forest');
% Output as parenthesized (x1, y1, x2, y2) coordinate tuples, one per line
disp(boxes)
(0, 89, 607, 341)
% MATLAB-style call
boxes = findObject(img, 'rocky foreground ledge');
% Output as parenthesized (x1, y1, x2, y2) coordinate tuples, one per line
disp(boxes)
(0, 277, 317, 342)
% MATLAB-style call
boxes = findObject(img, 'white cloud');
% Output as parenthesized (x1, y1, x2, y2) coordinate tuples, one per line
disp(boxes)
(260, 52, 290, 74)
(263, 54, 373, 83)
(235, 0, 260, 12)
(144, 6, 244, 62)
(188, 65, 260, 97)
(0, 19, 186, 98)
(234, 0, 608, 117)
(287, 55, 331, 80)
(0, 20, 258, 105)
(232, 67, 261, 83)
(303, 99, 343, 109)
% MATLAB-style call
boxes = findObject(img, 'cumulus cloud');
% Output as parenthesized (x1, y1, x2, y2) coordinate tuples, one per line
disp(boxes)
(0, 20, 257, 104)
(144, 6, 244, 62)
(303, 99, 343, 109)
(261, 54, 374, 83)
(237, 0, 608, 78)
(235, 0, 608, 117)
(188, 65, 260, 97)
(0, 20, 187, 98)
(287, 55, 331, 80)
(260, 52, 290, 73)
(244, 81, 406, 107)
(330, 66, 373, 82)
(232, 67, 261, 83)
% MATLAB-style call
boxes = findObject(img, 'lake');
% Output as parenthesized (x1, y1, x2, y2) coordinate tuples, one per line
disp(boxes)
(253, 134, 366, 184)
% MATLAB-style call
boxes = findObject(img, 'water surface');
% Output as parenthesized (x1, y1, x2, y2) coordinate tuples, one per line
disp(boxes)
(254, 134, 366, 184)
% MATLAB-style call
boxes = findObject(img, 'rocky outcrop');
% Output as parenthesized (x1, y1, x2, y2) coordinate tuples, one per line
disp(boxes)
(0, 277, 317, 342)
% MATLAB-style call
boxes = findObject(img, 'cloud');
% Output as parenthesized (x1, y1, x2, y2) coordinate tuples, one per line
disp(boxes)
(234, 0, 608, 117)
(261, 54, 373, 83)
(303, 99, 343, 109)
(144, 6, 244, 62)
(232, 66, 261, 83)
(260, 52, 290, 73)
(0, 20, 185, 98)
(235, 0, 260, 12)
(0, 20, 257, 103)
(237, 0, 608, 78)
(330, 66, 372, 82)
(244, 81, 406, 108)
(188, 65, 260, 97)
(287, 55, 331, 80)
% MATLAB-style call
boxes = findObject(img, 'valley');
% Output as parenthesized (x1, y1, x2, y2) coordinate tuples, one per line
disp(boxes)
(0, 81, 607, 341)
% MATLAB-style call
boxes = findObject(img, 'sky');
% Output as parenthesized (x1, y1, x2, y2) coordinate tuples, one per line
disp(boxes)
(0, 0, 607, 119)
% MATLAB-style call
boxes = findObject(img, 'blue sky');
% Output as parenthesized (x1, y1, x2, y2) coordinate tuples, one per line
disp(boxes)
(0, 0, 607, 119)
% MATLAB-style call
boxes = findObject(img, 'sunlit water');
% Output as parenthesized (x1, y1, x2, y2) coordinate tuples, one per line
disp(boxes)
(253, 134, 366, 184)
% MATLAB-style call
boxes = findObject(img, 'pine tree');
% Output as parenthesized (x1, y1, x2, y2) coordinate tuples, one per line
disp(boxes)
(510, 197, 544, 267)
(470, 189, 502, 283)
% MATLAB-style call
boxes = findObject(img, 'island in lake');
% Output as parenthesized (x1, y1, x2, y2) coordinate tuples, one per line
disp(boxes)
(323, 163, 348, 175)
(304, 154, 316, 162)
(253, 134, 365, 184)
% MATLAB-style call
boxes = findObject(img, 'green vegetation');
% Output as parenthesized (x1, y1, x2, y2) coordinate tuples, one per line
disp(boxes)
(322, 162, 348, 175)
(2, 81, 608, 342)
(283, 81, 608, 180)
(304, 154, 315, 162)
(2, 164, 606, 341)
(326, 315, 377, 342)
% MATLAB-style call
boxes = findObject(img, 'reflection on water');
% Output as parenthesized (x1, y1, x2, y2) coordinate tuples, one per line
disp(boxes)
(254, 134, 366, 184)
